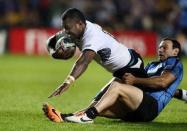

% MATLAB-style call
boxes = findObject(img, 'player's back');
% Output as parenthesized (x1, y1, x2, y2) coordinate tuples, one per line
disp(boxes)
(79, 21, 131, 73)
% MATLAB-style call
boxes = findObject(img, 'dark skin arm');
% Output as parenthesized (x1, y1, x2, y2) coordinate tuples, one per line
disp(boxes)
(70, 50, 96, 79)
(52, 47, 66, 59)
(48, 50, 96, 98)
(123, 71, 176, 89)
(52, 46, 75, 60)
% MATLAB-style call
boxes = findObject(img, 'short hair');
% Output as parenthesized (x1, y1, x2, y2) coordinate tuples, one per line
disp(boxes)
(61, 8, 86, 24)
(163, 37, 181, 57)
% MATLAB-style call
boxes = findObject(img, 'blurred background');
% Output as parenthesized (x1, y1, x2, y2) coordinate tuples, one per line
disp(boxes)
(1, 1, 187, 130)
(0, 0, 187, 56)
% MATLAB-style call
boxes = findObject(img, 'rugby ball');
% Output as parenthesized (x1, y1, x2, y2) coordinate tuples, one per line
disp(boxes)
(46, 31, 76, 60)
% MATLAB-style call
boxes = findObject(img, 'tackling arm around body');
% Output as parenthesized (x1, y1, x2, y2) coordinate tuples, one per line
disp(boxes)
(122, 71, 176, 89)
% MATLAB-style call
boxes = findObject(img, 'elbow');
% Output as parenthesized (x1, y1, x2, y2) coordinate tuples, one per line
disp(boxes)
(159, 83, 167, 89)
(159, 78, 168, 89)
(52, 53, 69, 60)
(52, 54, 59, 59)
(51, 54, 62, 60)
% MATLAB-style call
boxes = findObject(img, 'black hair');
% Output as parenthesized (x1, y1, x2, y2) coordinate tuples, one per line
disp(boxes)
(163, 37, 181, 57)
(61, 8, 86, 24)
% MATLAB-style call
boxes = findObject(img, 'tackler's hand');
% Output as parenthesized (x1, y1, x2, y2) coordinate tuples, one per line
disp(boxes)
(122, 73, 136, 85)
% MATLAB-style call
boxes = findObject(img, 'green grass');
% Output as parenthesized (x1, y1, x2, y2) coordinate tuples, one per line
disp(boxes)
(0, 54, 187, 131)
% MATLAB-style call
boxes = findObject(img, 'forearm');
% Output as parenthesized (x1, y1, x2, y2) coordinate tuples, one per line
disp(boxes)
(70, 59, 89, 79)
(63, 58, 88, 86)
(134, 76, 167, 89)
(68, 50, 95, 81)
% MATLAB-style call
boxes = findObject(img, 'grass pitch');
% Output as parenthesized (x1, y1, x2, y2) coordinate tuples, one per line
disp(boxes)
(0, 54, 187, 131)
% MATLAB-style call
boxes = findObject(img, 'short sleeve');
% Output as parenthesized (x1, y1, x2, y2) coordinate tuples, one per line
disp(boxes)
(164, 57, 182, 77)
(82, 36, 102, 53)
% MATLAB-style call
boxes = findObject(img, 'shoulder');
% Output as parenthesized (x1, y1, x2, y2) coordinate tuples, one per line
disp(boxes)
(165, 57, 182, 67)
(83, 21, 100, 41)
(165, 56, 179, 64)
(82, 21, 105, 48)
(164, 57, 183, 72)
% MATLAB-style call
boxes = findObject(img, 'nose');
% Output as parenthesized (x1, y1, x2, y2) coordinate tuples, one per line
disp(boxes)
(159, 47, 164, 52)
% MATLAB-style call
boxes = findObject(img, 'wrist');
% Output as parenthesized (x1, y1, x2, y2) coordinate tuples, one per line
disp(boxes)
(64, 75, 75, 85)
(133, 77, 139, 85)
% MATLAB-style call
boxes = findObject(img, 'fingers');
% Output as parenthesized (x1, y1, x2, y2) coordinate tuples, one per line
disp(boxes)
(48, 87, 62, 98)
(122, 73, 130, 80)
(48, 91, 58, 98)
(124, 73, 131, 76)
(48, 83, 69, 98)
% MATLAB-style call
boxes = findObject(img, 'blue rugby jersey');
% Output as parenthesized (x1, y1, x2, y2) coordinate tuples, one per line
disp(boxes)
(144, 56, 183, 113)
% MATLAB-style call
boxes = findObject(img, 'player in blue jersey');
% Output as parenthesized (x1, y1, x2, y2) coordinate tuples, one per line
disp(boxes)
(56, 37, 183, 123)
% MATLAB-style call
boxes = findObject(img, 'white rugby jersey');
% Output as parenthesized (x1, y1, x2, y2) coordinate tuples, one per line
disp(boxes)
(76, 21, 131, 73)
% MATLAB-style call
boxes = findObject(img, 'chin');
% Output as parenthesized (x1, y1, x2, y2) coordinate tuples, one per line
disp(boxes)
(159, 57, 164, 61)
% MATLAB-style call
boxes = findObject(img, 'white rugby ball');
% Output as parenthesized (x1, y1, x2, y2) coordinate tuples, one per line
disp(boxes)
(47, 31, 76, 60)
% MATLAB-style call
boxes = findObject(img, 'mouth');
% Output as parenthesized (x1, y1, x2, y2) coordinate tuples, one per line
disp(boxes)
(158, 52, 164, 56)
(158, 54, 164, 59)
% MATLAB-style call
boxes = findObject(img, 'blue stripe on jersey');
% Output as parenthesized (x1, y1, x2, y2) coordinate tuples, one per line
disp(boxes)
(145, 57, 183, 113)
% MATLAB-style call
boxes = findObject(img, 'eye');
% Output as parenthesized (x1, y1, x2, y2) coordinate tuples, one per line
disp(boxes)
(162, 45, 167, 49)
(159, 46, 163, 49)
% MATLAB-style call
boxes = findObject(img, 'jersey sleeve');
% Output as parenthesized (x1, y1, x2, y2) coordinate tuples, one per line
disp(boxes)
(164, 57, 182, 77)
(82, 36, 103, 53)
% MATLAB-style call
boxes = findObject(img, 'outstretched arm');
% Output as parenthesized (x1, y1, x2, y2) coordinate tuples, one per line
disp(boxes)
(48, 50, 96, 98)
(70, 50, 96, 79)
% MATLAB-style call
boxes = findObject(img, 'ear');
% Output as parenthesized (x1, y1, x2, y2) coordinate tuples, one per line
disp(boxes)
(76, 20, 83, 27)
(173, 48, 179, 56)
